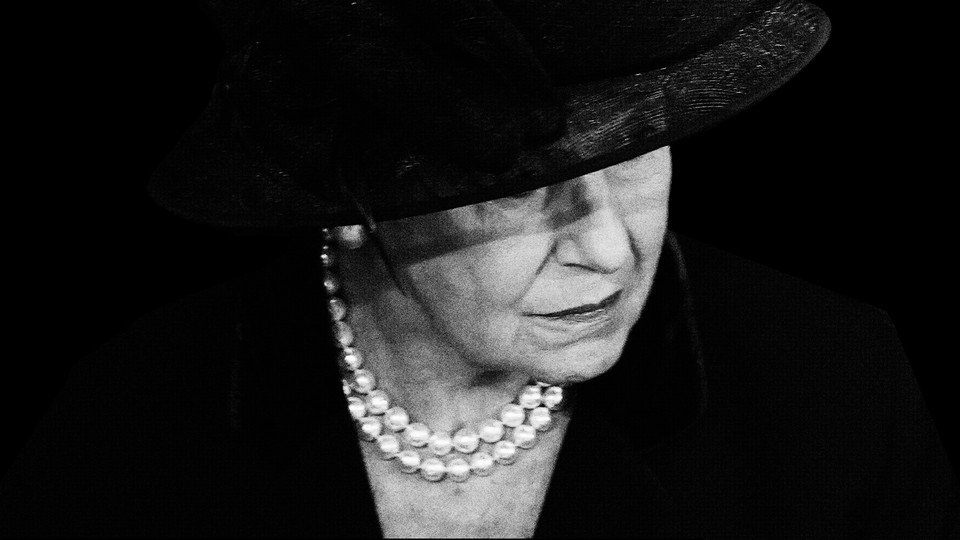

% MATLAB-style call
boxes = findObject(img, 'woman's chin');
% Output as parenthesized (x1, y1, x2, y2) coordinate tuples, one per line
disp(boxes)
(523, 332, 630, 386)
(466, 333, 627, 387)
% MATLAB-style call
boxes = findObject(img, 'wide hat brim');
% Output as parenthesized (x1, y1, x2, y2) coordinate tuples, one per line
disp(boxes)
(148, 0, 830, 232)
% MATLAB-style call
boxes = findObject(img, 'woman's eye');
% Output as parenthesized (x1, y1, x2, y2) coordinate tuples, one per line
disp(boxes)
(505, 190, 535, 201)
(481, 189, 546, 221)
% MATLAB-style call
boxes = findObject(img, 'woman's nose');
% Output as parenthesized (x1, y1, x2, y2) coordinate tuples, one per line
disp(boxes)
(551, 173, 632, 274)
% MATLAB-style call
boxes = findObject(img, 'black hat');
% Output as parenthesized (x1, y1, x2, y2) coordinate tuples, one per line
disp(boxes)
(148, 0, 830, 232)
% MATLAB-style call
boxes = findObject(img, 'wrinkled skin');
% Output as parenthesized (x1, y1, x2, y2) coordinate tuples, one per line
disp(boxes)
(339, 146, 672, 429)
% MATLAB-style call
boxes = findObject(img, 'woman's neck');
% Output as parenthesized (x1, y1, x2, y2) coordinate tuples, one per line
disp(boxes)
(338, 247, 530, 434)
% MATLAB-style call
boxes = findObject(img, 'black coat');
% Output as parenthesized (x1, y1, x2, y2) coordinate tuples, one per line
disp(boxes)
(2, 233, 957, 538)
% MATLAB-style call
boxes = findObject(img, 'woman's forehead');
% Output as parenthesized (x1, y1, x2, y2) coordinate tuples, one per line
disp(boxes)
(604, 146, 672, 180)
(410, 146, 671, 220)
(380, 146, 671, 255)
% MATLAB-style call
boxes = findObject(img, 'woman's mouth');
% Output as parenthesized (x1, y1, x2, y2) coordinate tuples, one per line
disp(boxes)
(531, 290, 623, 321)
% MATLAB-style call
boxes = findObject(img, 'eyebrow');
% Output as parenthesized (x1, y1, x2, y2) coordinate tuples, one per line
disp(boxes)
(544, 180, 596, 231)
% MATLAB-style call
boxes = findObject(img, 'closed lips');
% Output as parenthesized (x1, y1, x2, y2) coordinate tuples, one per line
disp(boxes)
(533, 291, 622, 317)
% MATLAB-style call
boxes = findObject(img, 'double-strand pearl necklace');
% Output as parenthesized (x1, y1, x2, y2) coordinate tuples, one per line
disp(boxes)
(320, 228, 565, 483)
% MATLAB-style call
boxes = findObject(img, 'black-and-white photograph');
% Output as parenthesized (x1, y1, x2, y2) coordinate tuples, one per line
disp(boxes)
(3, 1, 957, 537)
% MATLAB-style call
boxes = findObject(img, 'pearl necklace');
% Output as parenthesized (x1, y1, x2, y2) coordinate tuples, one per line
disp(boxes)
(320, 229, 565, 483)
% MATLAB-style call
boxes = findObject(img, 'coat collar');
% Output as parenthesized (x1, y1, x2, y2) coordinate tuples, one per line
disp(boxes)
(234, 230, 706, 537)
(533, 231, 706, 537)
(581, 231, 707, 449)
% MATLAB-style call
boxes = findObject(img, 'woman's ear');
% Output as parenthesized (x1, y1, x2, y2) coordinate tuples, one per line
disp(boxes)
(333, 224, 368, 250)
(335, 224, 414, 301)
(368, 229, 414, 299)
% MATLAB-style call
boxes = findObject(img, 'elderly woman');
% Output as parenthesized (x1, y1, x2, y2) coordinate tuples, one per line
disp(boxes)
(2, 0, 957, 538)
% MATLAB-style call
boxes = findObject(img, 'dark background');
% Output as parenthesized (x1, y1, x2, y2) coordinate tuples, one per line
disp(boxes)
(6, 2, 954, 476)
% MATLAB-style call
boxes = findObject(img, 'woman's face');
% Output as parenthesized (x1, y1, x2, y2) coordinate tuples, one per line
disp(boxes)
(378, 146, 672, 384)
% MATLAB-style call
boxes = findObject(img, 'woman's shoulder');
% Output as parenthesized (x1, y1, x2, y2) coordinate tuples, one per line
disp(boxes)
(0, 260, 301, 537)
(674, 232, 908, 442)
(674, 232, 901, 370)
(90, 247, 319, 373)
(41, 248, 329, 445)
(650, 234, 958, 538)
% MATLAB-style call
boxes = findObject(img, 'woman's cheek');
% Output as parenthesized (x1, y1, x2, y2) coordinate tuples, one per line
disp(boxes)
(476, 233, 552, 296)
(449, 240, 553, 361)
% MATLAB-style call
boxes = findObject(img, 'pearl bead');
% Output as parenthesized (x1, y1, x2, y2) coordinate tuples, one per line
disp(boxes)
(478, 419, 505, 443)
(470, 451, 495, 476)
(419, 457, 446, 482)
(323, 272, 341, 295)
(453, 428, 481, 454)
(376, 434, 401, 458)
(319, 245, 337, 268)
(397, 450, 421, 473)
(333, 321, 354, 347)
(499, 404, 525, 428)
(321, 228, 334, 243)
(327, 296, 347, 321)
(427, 431, 453, 456)
(384, 407, 410, 431)
(405, 423, 431, 447)
(492, 440, 518, 465)
(349, 369, 376, 394)
(364, 390, 390, 415)
(446, 458, 471, 482)
(543, 386, 563, 410)
(512, 424, 537, 449)
(338, 347, 363, 371)
(518, 385, 543, 409)
(529, 407, 552, 431)
(357, 416, 382, 441)
(326, 286, 577, 483)
(347, 396, 367, 419)
(336, 224, 367, 249)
